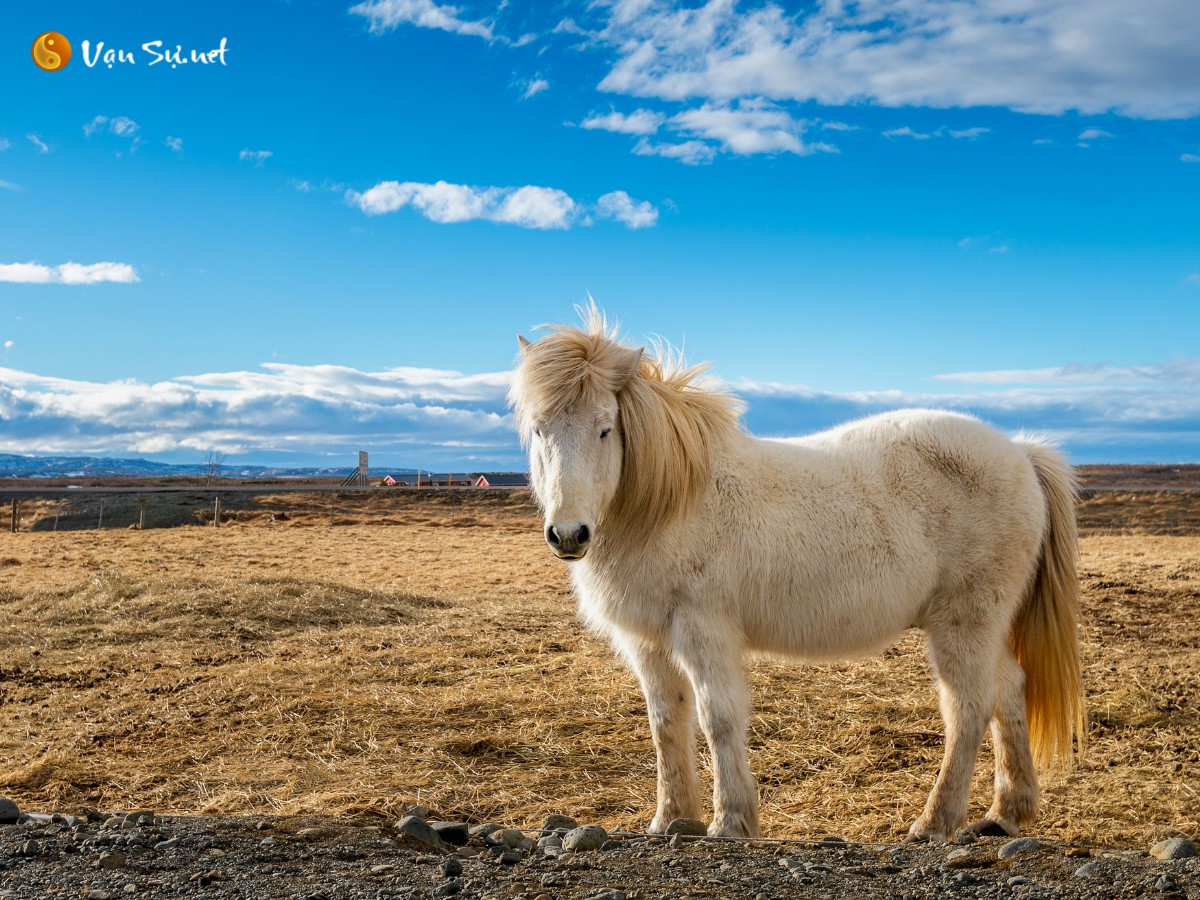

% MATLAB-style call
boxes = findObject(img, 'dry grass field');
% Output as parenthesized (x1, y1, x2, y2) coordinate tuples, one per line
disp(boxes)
(1, 490, 1197, 850)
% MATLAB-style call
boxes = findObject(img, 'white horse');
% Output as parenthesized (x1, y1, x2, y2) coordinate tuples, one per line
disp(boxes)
(509, 307, 1086, 842)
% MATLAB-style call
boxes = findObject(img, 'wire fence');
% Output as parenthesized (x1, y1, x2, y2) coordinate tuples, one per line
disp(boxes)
(1, 486, 1199, 535)
(0, 486, 532, 533)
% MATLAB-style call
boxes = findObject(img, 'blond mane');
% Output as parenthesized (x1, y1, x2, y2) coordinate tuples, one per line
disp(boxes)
(510, 304, 743, 535)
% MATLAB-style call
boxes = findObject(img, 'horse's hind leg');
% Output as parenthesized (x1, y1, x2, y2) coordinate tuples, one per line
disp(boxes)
(908, 617, 1003, 842)
(617, 635, 702, 832)
(969, 647, 1039, 837)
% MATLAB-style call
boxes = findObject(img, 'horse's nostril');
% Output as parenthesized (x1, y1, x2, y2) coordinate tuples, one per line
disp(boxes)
(546, 525, 562, 546)
(577, 524, 591, 544)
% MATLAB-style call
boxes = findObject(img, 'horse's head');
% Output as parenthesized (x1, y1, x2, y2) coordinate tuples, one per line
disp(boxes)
(510, 329, 642, 560)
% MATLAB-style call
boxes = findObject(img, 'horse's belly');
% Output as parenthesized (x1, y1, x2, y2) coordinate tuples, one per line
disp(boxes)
(742, 578, 926, 661)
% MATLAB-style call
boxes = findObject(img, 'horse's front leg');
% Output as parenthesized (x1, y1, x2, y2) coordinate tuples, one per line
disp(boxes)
(616, 634, 702, 832)
(670, 616, 759, 838)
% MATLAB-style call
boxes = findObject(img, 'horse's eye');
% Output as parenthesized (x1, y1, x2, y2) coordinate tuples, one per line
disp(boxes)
(533, 427, 542, 438)
(600, 427, 612, 439)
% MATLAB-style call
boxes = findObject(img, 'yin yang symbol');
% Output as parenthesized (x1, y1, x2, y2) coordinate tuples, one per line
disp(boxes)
(33, 32, 72, 72)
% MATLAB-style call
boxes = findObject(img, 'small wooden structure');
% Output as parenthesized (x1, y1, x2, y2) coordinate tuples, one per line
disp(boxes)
(339, 451, 369, 487)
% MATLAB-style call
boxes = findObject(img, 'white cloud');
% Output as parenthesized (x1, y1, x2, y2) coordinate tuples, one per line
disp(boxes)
(632, 137, 716, 165)
(84, 115, 140, 139)
(884, 126, 934, 140)
(83, 115, 142, 152)
(0, 137, 11, 151)
(552, 18, 592, 38)
(1078, 128, 1114, 140)
(3, 341, 12, 350)
(0, 261, 140, 285)
(669, 101, 834, 156)
(596, 191, 659, 229)
(1182, 153, 1200, 163)
(934, 360, 1200, 386)
(350, 180, 496, 222)
(348, 180, 648, 230)
(580, 109, 665, 135)
(604, 100, 834, 161)
(886, 125, 989, 140)
(110, 116, 139, 138)
(350, 0, 493, 40)
(492, 185, 576, 229)
(239, 149, 273, 164)
(958, 234, 1010, 253)
(522, 78, 549, 99)
(596, 0, 1200, 119)
(26, 133, 49, 154)
(164, 136, 183, 153)
(0, 180, 22, 192)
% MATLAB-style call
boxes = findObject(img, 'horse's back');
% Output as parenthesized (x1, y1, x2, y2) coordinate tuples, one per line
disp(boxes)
(785, 408, 1041, 508)
(788, 408, 1047, 563)
(722, 409, 1049, 655)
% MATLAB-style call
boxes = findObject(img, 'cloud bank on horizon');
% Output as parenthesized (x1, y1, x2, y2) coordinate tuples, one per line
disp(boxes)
(1, 355, 1196, 467)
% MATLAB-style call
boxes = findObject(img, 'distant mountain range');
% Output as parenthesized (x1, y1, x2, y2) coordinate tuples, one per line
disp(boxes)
(0, 453, 415, 480)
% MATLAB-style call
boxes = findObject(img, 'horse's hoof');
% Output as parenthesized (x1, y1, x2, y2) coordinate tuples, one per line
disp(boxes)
(707, 814, 758, 839)
(903, 831, 930, 844)
(967, 818, 1016, 837)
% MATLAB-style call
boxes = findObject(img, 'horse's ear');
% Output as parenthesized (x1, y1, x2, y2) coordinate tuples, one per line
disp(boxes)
(618, 346, 644, 387)
(517, 334, 533, 355)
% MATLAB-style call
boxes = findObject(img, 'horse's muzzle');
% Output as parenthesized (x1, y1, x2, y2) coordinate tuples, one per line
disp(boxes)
(546, 521, 591, 560)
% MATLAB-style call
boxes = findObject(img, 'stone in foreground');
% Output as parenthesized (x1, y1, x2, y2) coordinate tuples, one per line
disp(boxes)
(562, 825, 608, 852)
(1150, 837, 1197, 861)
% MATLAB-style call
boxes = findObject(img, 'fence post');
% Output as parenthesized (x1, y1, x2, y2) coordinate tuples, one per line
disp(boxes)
(97, 498, 105, 529)
(329, 495, 334, 526)
(9, 498, 17, 533)
(214, 496, 221, 528)
(138, 496, 147, 530)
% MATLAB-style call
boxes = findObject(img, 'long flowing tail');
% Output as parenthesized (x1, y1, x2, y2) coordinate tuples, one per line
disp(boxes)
(1011, 441, 1087, 769)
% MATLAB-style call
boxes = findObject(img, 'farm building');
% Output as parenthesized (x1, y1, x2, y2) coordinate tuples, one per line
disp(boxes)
(376, 472, 530, 488)
(473, 473, 530, 488)
(381, 473, 475, 487)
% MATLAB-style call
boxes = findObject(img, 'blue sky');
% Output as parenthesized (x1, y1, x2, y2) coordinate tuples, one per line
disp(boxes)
(2, 0, 1198, 469)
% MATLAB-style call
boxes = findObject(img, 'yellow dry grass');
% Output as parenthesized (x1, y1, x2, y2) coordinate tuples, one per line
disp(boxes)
(1, 493, 1197, 849)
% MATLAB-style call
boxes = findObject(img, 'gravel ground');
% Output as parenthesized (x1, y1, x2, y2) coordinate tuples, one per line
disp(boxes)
(1, 800, 1196, 900)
